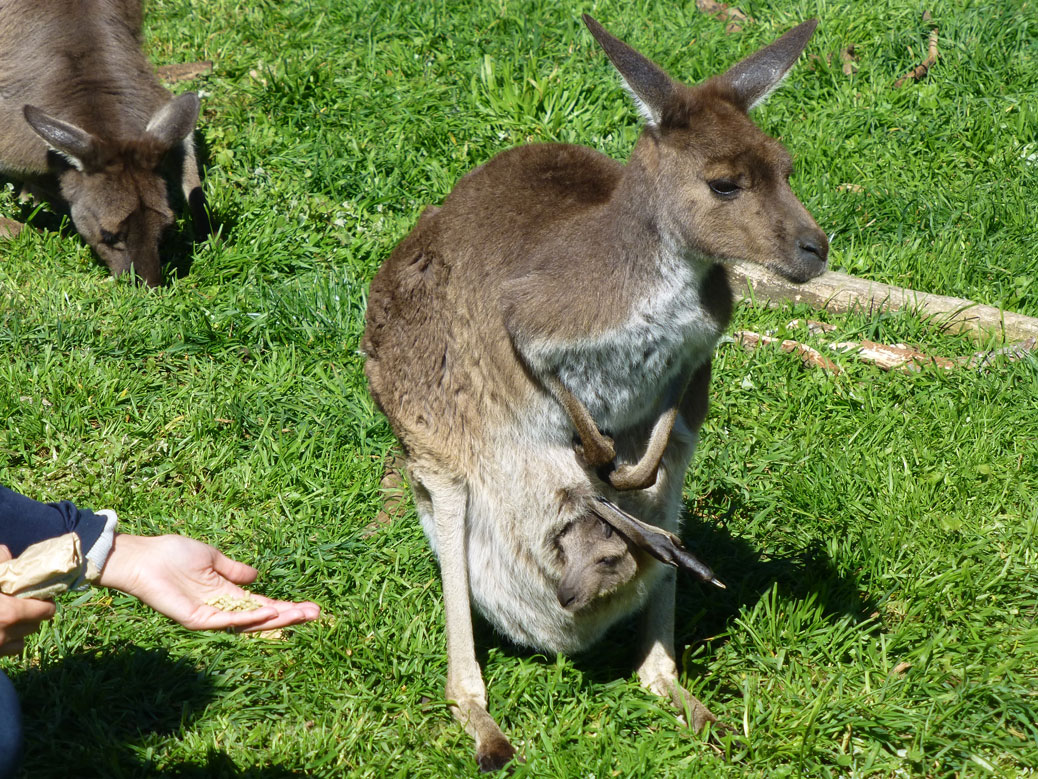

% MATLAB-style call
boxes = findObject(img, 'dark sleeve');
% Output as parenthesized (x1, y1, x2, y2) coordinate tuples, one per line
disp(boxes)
(0, 485, 108, 557)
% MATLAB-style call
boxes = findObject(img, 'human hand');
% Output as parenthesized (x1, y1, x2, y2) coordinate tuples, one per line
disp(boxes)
(0, 544, 57, 656)
(96, 534, 321, 632)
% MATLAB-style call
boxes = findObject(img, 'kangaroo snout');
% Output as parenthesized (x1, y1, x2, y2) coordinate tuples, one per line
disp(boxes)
(556, 581, 580, 610)
(790, 225, 829, 282)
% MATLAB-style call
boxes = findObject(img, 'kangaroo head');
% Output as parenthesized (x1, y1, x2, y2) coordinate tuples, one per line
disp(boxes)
(584, 16, 827, 283)
(554, 513, 638, 612)
(22, 92, 200, 287)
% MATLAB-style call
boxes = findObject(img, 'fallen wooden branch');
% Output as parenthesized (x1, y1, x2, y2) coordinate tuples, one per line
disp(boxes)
(828, 338, 958, 371)
(736, 321, 1036, 374)
(695, 0, 751, 33)
(362, 453, 409, 538)
(839, 45, 858, 76)
(156, 60, 213, 84)
(727, 260, 1038, 345)
(894, 28, 939, 87)
(735, 330, 842, 373)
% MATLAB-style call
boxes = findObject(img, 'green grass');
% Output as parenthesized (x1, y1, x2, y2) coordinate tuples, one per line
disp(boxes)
(1, 0, 1036, 776)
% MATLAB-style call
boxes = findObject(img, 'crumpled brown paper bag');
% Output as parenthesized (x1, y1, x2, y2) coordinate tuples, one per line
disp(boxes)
(0, 533, 86, 599)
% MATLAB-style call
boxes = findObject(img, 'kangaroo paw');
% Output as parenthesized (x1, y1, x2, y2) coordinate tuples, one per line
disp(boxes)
(608, 461, 659, 491)
(452, 696, 517, 773)
(575, 433, 615, 468)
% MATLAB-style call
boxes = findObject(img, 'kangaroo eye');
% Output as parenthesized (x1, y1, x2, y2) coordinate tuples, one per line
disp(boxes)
(708, 179, 740, 198)
(100, 229, 121, 247)
(597, 555, 621, 567)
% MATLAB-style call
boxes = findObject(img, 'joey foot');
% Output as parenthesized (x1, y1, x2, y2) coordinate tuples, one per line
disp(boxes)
(607, 461, 659, 491)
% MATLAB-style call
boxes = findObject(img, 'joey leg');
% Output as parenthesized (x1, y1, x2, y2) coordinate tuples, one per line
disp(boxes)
(544, 376, 615, 467)
(608, 405, 680, 491)
(637, 569, 717, 732)
(423, 472, 516, 771)
(609, 367, 700, 491)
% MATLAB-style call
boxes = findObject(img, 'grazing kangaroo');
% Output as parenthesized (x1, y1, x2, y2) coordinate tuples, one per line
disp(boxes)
(0, 0, 206, 287)
(363, 15, 827, 771)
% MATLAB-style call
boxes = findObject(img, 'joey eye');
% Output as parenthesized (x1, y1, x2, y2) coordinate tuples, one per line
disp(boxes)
(597, 555, 621, 567)
(708, 179, 740, 198)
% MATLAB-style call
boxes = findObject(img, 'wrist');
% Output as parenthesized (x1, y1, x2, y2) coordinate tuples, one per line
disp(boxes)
(95, 533, 149, 594)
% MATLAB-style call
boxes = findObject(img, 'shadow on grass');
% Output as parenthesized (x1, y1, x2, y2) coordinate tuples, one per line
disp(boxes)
(12, 644, 309, 778)
(479, 482, 877, 685)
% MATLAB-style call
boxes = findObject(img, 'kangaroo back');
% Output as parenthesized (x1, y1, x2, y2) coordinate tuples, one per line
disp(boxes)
(0, 0, 204, 286)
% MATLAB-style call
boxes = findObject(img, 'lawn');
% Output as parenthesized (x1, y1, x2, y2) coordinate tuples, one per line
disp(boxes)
(1, 0, 1036, 776)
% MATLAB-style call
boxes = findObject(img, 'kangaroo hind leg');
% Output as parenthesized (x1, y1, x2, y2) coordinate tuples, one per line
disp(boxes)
(417, 469, 516, 771)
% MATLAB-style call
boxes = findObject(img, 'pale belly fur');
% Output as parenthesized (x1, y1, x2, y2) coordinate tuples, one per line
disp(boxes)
(418, 395, 699, 654)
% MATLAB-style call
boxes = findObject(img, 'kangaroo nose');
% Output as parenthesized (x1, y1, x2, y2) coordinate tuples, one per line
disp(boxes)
(556, 583, 579, 610)
(797, 230, 829, 265)
(792, 227, 829, 282)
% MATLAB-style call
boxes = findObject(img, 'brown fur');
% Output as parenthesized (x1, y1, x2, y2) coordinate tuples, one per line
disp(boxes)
(363, 16, 827, 770)
(0, 0, 205, 286)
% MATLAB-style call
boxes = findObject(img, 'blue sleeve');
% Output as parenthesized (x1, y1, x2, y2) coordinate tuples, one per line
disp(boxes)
(0, 485, 108, 557)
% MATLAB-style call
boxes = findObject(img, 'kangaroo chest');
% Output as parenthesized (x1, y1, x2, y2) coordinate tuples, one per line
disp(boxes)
(544, 262, 726, 432)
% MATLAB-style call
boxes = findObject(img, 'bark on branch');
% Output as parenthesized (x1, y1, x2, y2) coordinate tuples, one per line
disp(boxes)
(727, 260, 1038, 345)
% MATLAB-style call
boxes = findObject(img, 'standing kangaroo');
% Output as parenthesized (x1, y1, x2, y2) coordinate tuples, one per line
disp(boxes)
(0, 0, 205, 287)
(363, 15, 827, 771)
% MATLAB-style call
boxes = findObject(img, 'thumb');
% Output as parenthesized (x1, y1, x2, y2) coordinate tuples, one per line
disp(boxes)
(210, 549, 259, 585)
(0, 545, 12, 563)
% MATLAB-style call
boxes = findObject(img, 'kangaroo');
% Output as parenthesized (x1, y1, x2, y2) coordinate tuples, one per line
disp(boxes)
(0, 0, 206, 287)
(363, 15, 827, 771)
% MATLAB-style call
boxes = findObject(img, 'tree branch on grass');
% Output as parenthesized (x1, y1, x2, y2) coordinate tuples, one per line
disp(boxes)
(728, 260, 1038, 345)
(695, 0, 751, 34)
(894, 28, 938, 88)
(735, 322, 1036, 374)
(156, 61, 214, 84)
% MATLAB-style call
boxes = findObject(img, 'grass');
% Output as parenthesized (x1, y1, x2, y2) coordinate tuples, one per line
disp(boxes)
(1, 0, 1036, 776)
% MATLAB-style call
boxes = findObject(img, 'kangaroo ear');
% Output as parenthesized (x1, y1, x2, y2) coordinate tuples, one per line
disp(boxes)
(145, 92, 200, 150)
(590, 498, 725, 588)
(583, 14, 674, 127)
(23, 105, 99, 171)
(721, 19, 818, 110)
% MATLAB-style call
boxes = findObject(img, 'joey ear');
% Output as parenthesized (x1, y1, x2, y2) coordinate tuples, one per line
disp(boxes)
(22, 105, 98, 171)
(590, 498, 725, 588)
(145, 92, 200, 150)
(721, 19, 818, 110)
(582, 15, 674, 127)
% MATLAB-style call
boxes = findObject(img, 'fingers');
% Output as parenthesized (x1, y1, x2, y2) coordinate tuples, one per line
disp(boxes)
(237, 598, 322, 631)
(0, 544, 12, 563)
(19, 598, 57, 622)
(209, 549, 259, 586)
(236, 606, 318, 633)
(0, 596, 57, 629)
(193, 591, 322, 632)
(190, 599, 321, 632)
(0, 595, 56, 655)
